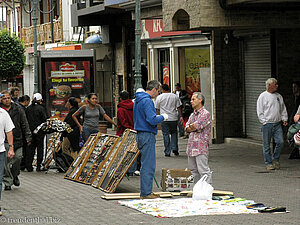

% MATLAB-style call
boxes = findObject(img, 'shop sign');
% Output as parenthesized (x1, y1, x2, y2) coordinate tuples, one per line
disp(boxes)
(141, 19, 201, 39)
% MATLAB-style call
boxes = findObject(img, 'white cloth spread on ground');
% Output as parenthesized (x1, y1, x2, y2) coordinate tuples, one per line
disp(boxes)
(118, 198, 258, 217)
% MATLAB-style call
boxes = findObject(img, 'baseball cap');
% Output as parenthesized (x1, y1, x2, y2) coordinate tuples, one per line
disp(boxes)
(33, 93, 43, 101)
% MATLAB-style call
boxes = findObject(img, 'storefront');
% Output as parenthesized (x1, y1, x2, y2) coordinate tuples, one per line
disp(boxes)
(142, 19, 215, 138)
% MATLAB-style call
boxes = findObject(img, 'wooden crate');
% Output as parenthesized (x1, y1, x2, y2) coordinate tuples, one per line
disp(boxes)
(161, 168, 194, 191)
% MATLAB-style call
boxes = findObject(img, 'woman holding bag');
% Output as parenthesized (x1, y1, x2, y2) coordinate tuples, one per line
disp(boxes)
(72, 93, 116, 141)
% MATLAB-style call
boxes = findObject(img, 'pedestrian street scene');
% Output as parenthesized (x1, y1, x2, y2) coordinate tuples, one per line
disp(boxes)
(0, 0, 300, 224)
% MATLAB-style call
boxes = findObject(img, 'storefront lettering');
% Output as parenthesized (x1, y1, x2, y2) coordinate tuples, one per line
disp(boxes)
(153, 19, 163, 32)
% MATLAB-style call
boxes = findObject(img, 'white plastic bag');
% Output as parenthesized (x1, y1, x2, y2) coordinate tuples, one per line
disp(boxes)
(192, 174, 214, 200)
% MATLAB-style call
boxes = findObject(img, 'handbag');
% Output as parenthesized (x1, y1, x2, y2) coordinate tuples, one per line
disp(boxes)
(79, 134, 85, 148)
(192, 174, 214, 200)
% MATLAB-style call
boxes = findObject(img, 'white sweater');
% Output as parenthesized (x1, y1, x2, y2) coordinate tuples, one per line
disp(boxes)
(256, 91, 288, 125)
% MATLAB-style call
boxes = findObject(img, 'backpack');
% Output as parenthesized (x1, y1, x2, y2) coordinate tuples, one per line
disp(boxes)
(287, 123, 300, 141)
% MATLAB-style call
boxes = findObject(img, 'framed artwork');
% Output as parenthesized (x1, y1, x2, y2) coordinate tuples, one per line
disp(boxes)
(44, 132, 62, 169)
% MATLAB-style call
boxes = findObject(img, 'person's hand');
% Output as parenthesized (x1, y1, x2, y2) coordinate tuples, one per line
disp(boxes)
(161, 113, 168, 121)
(179, 117, 184, 125)
(8, 148, 14, 159)
(79, 125, 83, 133)
(294, 115, 300, 123)
(283, 121, 288, 126)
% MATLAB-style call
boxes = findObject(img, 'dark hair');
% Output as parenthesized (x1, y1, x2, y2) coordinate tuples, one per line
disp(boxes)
(120, 90, 129, 100)
(10, 87, 19, 96)
(87, 93, 98, 99)
(68, 97, 79, 109)
(18, 95, 30, 103)
(162, 84, 170, 91)
(292, 81, 300, 87)
(175, 83, 181, 88)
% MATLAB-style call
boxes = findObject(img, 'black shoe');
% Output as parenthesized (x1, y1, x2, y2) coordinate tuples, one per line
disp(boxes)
(165, 154, 170, 157)
(13, 177, 20, 186)
(173, 151, 179, 156)
(20, 167, 25, 171)
(26, 168, 33, 172)
(4, 185, 11, 191)
(126, 172, 134, 177)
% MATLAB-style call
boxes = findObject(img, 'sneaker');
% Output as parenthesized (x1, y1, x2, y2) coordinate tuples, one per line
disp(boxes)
(266, 164, 275, 171)
(4, 185, 11, 191)
(140, 193, 160, 199)
(0, 208, 2, 216)
(134, 170, 140, 176)
(273, 161, 280, 170)
(13, 176, 20, 186)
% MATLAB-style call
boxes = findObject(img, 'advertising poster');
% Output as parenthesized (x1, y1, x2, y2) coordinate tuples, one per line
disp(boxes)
(163, 65, 170, 86)
(185, 47, 212, 114)
(44, 60, 91, 119)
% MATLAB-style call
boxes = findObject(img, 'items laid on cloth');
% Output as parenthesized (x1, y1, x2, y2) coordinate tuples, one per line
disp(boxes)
(192, 174, 214, 200)
(118, 198, 288, 217)
(118, 198, 258, 217)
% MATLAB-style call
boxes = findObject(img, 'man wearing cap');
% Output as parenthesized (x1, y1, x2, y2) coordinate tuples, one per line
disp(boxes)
(26, 93, 48, 172)
(0, 91, 31, 190)
(0, 95, 14, 215)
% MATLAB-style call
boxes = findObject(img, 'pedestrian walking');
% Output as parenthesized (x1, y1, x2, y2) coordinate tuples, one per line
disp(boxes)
(155, 84, 183, 156)
(0, 99, 14, 216)
(134, 80, 168, 199)
(174, 83, 188, 137)
(18, 95, 31, 170)
(185, 92, 212, 184)
(26, 93, 48, 172)
(257, 78, 288, 170)
(0, 91, 31, 190)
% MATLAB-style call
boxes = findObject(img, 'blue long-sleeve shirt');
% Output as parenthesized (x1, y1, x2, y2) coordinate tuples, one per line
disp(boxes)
(134, 92, 164, 134)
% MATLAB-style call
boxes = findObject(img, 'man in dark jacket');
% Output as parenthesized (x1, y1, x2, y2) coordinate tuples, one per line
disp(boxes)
(26, 93, 48, 172)
(0, 91, 32, 190)
(116, 90, 134, 137)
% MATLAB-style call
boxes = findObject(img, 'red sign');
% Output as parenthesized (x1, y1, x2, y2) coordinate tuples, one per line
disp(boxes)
(72, 83, 83, 89)
(141, 19, 201, 39)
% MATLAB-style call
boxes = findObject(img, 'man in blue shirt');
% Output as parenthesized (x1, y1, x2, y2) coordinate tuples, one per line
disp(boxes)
(134, 80, 168, 199)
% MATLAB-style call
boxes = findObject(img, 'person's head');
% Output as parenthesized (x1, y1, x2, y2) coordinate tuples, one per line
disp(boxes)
(161, 84, 170, 93)
(32, 93, 43, 105)
(87, 93, 98, 106)
(19, 95, 30, 107)
(10, 87, 20, 98)
(191, 92, 205, 110)
(175, 83, 181, 91)
(120, 90, 129, 101)
(1, 90, 12, 108)
(266, 78, 278, 93)
(66, 97, 79, 109)
(146, 80, 161, 98)
(292, 81, 300, 96)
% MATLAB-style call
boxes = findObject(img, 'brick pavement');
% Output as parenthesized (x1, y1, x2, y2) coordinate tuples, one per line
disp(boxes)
(1, 130, 299, 225)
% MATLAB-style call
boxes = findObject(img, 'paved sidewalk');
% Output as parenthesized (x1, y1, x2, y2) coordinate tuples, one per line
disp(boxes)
(1, 130, 300, 225)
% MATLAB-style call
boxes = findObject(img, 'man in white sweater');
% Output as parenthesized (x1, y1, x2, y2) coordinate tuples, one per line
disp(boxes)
(257, 78, 288, 171)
